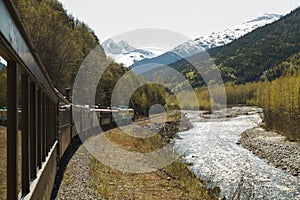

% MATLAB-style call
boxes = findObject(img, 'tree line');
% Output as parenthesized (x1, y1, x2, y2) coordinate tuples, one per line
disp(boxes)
(2, 0, 167, 117)
(255, 75, 300, 141)
(15, 0, 99, 92)
(5, 0, 300, 133)
(186, 72, 300, 141)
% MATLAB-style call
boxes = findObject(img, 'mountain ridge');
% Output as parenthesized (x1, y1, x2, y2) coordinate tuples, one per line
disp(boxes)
(102, 39, 157, 67)
(136, 8, 300, 90)
(173, 13, 282, 57)
(207, 8, 300, 83)
(130, 13, 282, 70)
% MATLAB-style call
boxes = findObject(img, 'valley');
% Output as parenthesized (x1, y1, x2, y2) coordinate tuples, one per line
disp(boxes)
(0, 1, 299, 199)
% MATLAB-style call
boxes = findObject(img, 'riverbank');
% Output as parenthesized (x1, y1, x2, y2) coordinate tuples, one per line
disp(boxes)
(53, 112, 220, 199)
(176, 107, 300, 199)
(240, 123, 300, 178)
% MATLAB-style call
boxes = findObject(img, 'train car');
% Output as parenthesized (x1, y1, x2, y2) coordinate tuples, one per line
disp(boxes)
(58, 104, 73, 158)
(114, 107, 134, 125)
(90, 108, 118, 126)
(72, 104, 92, 134)
(63, 104, 135, 138)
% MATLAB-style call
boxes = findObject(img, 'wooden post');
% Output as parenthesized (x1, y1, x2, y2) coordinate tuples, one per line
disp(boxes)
(30, 82, 37, 180)
(21, 74, 30, 195)
(37, 89, 42, 169)
(7, 61, 18, 200)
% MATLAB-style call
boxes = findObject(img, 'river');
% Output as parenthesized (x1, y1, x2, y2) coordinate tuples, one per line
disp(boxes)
(174, 107, 300, 200)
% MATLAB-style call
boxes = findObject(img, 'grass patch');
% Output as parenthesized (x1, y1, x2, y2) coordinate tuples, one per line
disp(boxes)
(0, 127, 7, 199)
(105, 128, 164, 153)
(0, 127, 22, 200)
(62, 166, 72, 186)
(89, 157, 219, 200)
(89, 112, 219, 199)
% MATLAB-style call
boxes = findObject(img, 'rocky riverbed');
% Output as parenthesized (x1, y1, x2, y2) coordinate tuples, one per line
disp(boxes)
(175, 107, 300, 200)
(240, 125, 300, 177)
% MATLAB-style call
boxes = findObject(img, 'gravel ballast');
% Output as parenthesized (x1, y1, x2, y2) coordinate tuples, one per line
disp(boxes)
(51, 139, 100, 200)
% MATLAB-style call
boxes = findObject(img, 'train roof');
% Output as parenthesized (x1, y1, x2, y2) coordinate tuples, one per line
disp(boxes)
(90, 108, 119, 112)
(115, 108, 134, 111)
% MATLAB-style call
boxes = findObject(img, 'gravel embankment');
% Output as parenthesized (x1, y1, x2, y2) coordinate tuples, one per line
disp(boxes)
(51, 139, 100, 200)
(240, 125, 300, 177)
(51, 113, 194, 199)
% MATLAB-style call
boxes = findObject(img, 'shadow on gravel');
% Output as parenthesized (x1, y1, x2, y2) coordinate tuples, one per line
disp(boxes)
(50, 136, 82, 200)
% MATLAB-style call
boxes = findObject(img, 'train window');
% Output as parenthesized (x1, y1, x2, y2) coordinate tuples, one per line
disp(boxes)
(0, 55, 7, 199)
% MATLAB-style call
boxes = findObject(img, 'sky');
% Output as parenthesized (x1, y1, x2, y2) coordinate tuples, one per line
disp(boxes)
(58, 0, 299, 43)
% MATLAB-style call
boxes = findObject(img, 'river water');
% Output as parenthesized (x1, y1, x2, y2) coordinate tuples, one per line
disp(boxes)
(174, 107, 300, 200)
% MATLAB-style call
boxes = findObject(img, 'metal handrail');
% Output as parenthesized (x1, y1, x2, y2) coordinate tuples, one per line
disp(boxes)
(0, 0, 70, 103)
(0, 0, 72, 199)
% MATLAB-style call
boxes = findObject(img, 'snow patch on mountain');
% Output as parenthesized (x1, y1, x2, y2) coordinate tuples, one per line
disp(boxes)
(102, 39, 157, 67)
(0, 56, 6, 69)
(173, 13, 282, 57)
(103, 13, 282, 67)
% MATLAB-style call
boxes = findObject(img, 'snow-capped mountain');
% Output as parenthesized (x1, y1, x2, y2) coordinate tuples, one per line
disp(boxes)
(129, 13, 282, 73)
(103, 13, 282, 69)
(0, 56, 6, 70)
(173, 13, 282, 57)
(102, 39, 157, 67)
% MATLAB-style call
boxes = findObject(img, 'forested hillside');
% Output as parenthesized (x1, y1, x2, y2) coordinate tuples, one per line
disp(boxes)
(267, 51, 300, 78)
(209, 7, 300, 83)
(210, 8, 300, 140)
(0, 68, 6, 107)
(15, 0, 99, 91)
(167, 8, 299, 88)
(11, 0, 168, 116)
(161, 8, 300, 141)
(10, 0, 300, 135)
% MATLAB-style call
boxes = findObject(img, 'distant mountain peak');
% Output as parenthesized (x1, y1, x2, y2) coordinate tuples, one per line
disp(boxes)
(104, 12, 282, 68)
(102, 39, 157, 67)
(129, 12, 283, 73)
(102, 39, 123, 54)
(0, 56, 6, 70)
(117, 40, 135, 52)
(245, 13, 282, 24)
(173, 13, 282, 58)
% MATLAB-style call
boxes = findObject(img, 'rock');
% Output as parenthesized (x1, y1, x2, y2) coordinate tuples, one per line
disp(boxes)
(240, 126, 300, 178)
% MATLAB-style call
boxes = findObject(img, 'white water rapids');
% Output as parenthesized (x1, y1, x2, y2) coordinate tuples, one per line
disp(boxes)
(174, 107, 300, 200)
